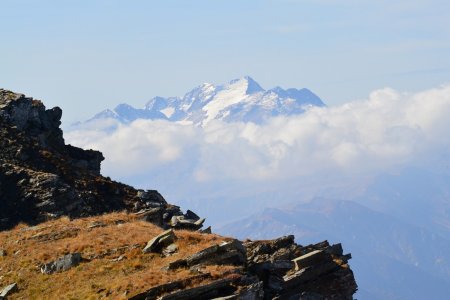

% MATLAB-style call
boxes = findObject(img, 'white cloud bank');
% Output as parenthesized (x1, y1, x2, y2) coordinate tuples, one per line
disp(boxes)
(66, 84, 450, 220)
(68, 85, 450, 179)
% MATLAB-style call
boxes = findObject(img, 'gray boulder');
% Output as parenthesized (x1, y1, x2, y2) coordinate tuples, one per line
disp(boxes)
(143, 229, 177, 253)
(40, 253, 82, 274)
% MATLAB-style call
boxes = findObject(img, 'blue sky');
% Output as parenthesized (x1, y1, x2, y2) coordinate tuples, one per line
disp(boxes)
(1, 0, 450, 123)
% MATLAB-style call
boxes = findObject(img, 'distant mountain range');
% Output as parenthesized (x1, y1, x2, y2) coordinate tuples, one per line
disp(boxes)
(85, 76, 325, 126)
(217, 169, 450, 300)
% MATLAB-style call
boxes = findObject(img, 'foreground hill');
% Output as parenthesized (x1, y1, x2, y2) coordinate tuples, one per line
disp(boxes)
(0, 89, 356, 299)
(0, 212, 357, 299)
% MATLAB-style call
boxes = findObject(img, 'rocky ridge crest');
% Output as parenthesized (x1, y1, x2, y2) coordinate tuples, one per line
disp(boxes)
(0, 89, 197, 231)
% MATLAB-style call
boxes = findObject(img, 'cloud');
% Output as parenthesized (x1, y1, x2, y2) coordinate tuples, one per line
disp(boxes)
(66, 84, 450, 219)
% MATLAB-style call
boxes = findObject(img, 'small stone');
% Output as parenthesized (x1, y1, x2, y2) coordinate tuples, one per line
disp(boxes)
(87, 221, 106, 229)
(0, 283, 18, 298)
(111, 255, 125, 262)
(162, 243, 178, 256)
(0, 249, 6, 257)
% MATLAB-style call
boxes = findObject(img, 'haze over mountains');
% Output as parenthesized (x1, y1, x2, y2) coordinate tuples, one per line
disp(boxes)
(67, 79, 450, 300)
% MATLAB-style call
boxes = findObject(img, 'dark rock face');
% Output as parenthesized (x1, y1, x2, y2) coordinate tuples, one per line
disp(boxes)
(0, 89, 202, 231)
(244, 238, 357, 299)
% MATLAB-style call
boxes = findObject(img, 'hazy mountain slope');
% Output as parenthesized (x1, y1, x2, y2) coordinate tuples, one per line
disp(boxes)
(356, 167, 450, 237)
(218, 198, 450, 300)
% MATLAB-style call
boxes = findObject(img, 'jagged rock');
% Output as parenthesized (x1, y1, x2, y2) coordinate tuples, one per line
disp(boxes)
(143, 229, 177, 253)
(243, 237, 357, 299)
(325, 243, 343, 256)
(169, 215, 205, 230)
(236, 281, 265, 299)
(0, 283, 18, 299)
(129, 273, 212, 300)
(134, 208, 163, 226)
(292, 250, 330, 271)
(166, 240, 246, 271)
(0, 249, 6, 257)
(158, 278, 237, 300)
(184, 209, 200, 221)
(166, 258, 187, 270)
(186, 239, 246, 267)
(136, 189, 167, 208)
(40, 253, 82, 274)
(0, 89, 204, 231)
(199, 226, 212, 234)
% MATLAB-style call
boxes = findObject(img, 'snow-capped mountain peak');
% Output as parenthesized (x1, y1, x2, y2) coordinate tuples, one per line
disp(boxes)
(227, 76, 264, 94)
(84, 76, 325, 126)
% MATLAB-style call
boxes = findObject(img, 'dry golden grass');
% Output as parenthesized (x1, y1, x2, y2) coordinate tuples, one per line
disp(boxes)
(0, 212, 232, 299)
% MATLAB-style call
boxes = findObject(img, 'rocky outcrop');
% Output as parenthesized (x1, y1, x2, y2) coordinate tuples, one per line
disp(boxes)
(0, 89, 358, 299)
(0, 89, 204, 231)
(160, 236, 357, 299)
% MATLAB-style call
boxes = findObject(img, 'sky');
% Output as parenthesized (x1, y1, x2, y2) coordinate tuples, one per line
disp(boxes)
(1, 0, 450, 124)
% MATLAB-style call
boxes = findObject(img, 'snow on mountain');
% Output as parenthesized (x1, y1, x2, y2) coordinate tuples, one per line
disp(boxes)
(84, 76, 325, 126)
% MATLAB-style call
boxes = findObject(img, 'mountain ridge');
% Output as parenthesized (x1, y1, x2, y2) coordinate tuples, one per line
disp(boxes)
(218, 197, 450, 300)
(83, 76, 325, 126)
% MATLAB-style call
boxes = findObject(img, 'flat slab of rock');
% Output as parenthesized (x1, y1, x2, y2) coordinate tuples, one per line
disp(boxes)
(292, 250, 329, 271)
(159, 278, 235, 300)
(186, 239, 246, 267)
(143, 229, 177, 253)
(134, 208, 164, 226)
(0, 283, 18, 299)
(129, 273, 211, 300)
(40, 253, 82, 274)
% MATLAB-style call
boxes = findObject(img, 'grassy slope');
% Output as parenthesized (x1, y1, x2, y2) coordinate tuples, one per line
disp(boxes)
(0, 213, 233, 299)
